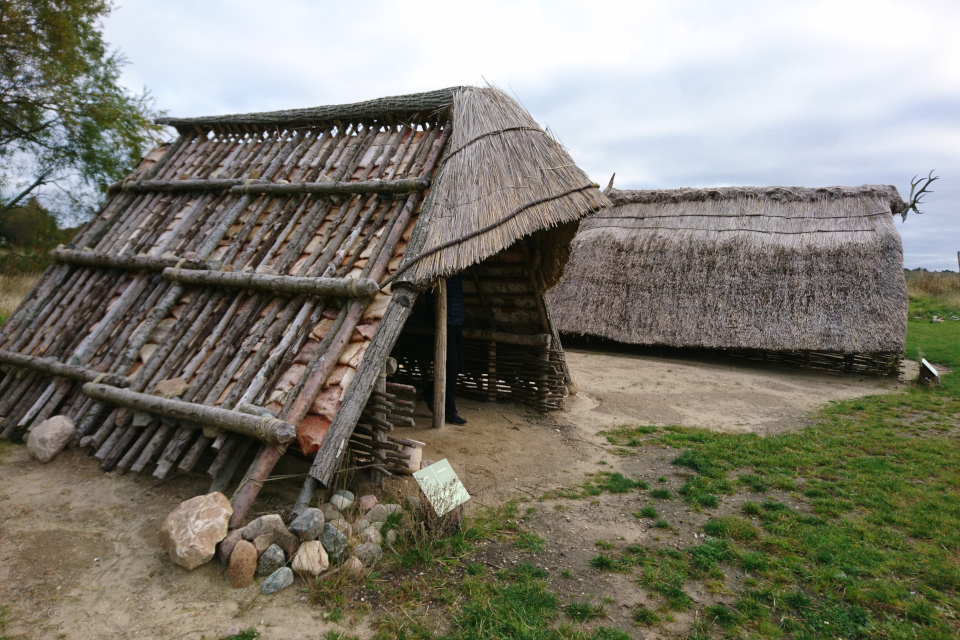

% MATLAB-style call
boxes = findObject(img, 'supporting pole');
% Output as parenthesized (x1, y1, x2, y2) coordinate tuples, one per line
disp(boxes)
(432, 279, 447, 430)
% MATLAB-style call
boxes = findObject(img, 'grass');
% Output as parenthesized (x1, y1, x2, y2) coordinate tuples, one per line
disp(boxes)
(583, 302, 960, 638)
(0, 272, 39, 326)
(634, 505, 658, 519)
(222, 628, 260, 640)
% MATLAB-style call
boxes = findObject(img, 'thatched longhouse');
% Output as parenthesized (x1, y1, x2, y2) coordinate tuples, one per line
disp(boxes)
(548, 185, 908, 374)
(0, 86, 607, 523)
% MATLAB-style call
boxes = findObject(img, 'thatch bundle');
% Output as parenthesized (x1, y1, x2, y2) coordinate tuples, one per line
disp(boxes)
(549, 185, 908, 373)
(0, 86, 604, 520)
(401, 87, 604, 289)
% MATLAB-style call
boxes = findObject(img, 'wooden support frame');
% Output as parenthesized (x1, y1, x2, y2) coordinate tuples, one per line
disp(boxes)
(105, 176, 429, 197)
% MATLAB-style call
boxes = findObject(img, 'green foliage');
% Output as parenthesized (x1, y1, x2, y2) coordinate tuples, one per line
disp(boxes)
(653, 519, 670, 529)
(222, 628, 260, 640)
(741, 501, 762, 516)
(598, 424, 660, 446)
(0, 0, 162, 221)
(649, 488, 673, 500)
(589, 554, 632, 572)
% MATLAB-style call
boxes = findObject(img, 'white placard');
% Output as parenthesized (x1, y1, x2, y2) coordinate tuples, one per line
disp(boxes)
(413, 458, 471, 517)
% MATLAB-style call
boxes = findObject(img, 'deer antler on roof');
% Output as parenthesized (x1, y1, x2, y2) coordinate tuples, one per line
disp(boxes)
(902, 170, 939, 221)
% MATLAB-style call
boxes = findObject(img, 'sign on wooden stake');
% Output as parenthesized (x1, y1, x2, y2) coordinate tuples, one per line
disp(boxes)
(413, 459, 470, 517)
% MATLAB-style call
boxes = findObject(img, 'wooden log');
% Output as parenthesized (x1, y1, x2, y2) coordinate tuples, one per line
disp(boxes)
(105, 178, 245, 194)
(0, 349, 129, 387)
(81, 383, 296, 447)
(385, 382, 417, 396)
(432, 279, 447, 430)
(161, 268, 380, 298)
(309, 285, 417, 485)
(51, 249, 207, 273)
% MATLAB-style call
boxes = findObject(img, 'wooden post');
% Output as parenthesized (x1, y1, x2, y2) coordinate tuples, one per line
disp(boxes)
(487, 341, 497, 402)
(432, 279, 447, 430)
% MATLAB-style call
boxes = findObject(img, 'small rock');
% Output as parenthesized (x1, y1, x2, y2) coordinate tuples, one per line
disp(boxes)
(159, 492, 232, 570)
(360, 527, 382, 545)
(291, 540, 329, 577)
(353, 518, 370, 533)
(261, 566, 294, 594)
(217, 529, 243, 565)
(352, 542, 383, 565)
(386, 529, 398, 544)
(330, 517, 352, 538)
(290, 508, 324, 541)
(26, 416, 76, 463)
(241, 514, 286, 541)
(341, 556, 364, 580)
(320, 503, 340, 522)
(368, 521, 385, 532)
(367, 504, 401, 523)
(151, 378, 189, 399)
(320, 523, 348, 564)
(256, 544, 285, 576)
(357, 494, 378, 512)
(252, 533, 275, 556)
(335, 489, 355, 502)
(329, 493, 354, 511)
(404, 496, 421, 513)
(272, 527, 300, 558)
(227, 540, 257, 588)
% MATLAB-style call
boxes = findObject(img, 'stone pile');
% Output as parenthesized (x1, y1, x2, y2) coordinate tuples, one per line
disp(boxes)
(207, 489, 407, 594)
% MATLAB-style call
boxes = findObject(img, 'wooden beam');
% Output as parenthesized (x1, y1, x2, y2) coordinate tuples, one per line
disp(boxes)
(52, 249, 207, 273)
(81, 383, 296, 447)
(432, 279, 447, 430)
(308, 285, 417, 485)
(0, 349, 129, 387)
(161, 268, 380, 298)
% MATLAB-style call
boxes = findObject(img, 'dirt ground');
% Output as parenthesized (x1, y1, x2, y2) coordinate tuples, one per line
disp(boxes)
(0, 350, 905, 639)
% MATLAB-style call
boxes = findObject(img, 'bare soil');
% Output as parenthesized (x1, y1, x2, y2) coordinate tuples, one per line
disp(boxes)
(0, 350, 903, 639)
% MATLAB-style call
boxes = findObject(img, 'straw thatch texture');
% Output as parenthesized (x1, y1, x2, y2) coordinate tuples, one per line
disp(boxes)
(401, 87, 608, 288)
(549, 185, 908, 370)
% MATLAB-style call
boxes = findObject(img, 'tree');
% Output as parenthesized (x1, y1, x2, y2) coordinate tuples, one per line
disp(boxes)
(0, 0, 162, 225)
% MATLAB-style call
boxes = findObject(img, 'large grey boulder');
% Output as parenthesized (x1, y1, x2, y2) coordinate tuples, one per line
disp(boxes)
(255, 543, 285, 577)
(27, 416, 76, 463)
(290, 508, 324, 541)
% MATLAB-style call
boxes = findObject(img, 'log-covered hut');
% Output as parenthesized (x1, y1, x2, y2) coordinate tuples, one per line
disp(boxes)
(548, 185, 908, 374)
(0, 86, 607, 524)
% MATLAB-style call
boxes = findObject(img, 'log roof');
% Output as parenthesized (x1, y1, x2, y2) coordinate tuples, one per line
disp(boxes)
(548, 185, 908, 373)
(0, 86, 607, 509)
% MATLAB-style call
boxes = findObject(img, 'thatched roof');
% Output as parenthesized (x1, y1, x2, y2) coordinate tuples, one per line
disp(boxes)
(0, 86, 605, 512)
(548, 185, 908, 357)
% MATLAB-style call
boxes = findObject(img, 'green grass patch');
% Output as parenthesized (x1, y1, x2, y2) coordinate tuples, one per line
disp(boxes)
(635, 505, 658, 519)
(618, 310, 960, 637)
(565, 602, 607, 621)
(598, 424, 660, 446)
(633, 604, 660, 625)
(649, 488, 673, 500)
(513, 532, 546, 553)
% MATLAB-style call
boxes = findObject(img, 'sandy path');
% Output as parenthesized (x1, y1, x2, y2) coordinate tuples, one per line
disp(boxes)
(0, 351, 902, 639)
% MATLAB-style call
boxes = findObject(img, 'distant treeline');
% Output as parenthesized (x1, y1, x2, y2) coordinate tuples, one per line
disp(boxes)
(0, 199, 78, 273)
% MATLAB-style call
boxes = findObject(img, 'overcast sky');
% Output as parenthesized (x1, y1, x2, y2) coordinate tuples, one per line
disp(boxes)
(104, 0, 959, 270)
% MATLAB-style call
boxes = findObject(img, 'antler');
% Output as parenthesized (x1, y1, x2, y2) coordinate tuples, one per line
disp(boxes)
(902, 170, 939, 221)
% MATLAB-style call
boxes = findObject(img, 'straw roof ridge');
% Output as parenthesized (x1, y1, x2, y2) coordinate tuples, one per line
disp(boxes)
(608, 185, 907, 212)
(157, 87, 461, 130)
(400, 86, 609, 286)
